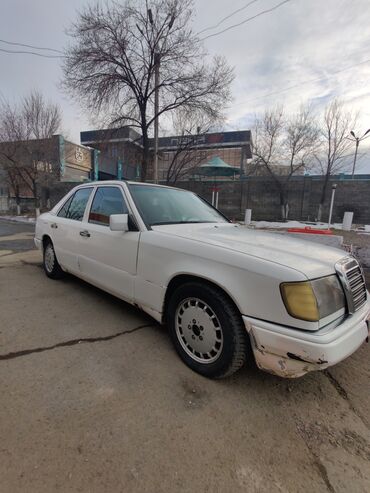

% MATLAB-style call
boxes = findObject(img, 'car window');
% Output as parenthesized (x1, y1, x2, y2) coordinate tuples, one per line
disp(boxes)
(57, 195, 74, 218)
(61, 188, 92, 221)
(89, 186, 128, 226)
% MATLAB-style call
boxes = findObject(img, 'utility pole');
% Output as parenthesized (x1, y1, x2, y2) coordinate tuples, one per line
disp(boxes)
(148, 8, 175, 184)
(351, 137, 359, 180)
(153, 52, 160, 184)
(348, 129, 370, 179)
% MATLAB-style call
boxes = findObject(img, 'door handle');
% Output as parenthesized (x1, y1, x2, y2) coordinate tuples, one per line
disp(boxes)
(80, 230, 91, 238)
(50, 223, 58, 229)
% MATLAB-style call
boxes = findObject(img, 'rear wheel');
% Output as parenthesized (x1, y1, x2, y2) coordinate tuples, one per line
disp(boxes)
(167, 282, 250, 378)
(43, 240, 64, 279)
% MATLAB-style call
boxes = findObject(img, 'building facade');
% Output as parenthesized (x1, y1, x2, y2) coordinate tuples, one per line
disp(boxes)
(0, 135, 93, 211)
(80, 127, 253, 182)
(80, 127, 143, 180)
(154, 130, 252, 181)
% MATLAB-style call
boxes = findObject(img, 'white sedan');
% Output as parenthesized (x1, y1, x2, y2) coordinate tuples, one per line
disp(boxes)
(35, 181, 370, 378)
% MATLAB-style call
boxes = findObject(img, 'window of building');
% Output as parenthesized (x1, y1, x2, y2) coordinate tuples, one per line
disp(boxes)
(111, 145, 118, 158)
(88, 186, 128, 226)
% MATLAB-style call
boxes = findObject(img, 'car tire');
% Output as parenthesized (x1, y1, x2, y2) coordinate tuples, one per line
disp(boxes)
(167, 282, 250, 378)
(43, 240, 64, 279)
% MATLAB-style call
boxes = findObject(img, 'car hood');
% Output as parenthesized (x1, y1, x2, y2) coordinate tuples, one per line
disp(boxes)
(151, 223, 347, 278)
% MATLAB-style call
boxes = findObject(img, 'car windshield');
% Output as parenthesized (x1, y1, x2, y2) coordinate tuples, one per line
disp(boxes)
(129, 184, 228, 227)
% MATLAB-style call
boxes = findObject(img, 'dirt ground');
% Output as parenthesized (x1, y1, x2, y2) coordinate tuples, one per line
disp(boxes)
(0, 221, 369, 493)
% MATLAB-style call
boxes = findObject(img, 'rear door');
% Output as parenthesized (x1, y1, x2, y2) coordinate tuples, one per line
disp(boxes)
(52, 187, 93, 273)
(78, 185, 140, 302)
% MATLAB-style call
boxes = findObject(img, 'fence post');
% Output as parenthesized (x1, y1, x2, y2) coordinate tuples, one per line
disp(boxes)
(244, 209, 252, 224)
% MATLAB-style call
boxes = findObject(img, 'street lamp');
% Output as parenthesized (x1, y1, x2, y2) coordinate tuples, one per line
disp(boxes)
(348, 129, 370, 179)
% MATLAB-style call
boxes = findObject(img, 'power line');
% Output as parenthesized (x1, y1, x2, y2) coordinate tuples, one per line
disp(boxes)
(0, 38, 63, 54)
(0, 1, 292, 61)
(197, 0, 261, 35)
(230, 57, 370, 107)
(200, 0, 292, 41)
(0, 47, 63, 59)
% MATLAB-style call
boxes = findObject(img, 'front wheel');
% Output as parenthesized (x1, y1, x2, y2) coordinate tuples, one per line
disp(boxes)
(167, 282, 250, 378)
(43, 240, 64, 279)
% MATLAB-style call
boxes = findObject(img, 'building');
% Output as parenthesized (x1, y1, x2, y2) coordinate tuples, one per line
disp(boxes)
(80, 127, 253, 182)
(0, 135, 93, 211)
(250, 163, 306, 177)
(155, 130, 252, 181)
(80, 127, 143, 180)
(0, 165, 8, 212)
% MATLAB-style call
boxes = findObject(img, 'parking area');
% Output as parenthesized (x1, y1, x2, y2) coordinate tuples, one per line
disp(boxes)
(0, 220, 369, 492)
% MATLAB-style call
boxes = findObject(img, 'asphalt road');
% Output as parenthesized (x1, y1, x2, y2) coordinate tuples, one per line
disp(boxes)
(0, 220, 35, 237)
(0, 220, 369, 493)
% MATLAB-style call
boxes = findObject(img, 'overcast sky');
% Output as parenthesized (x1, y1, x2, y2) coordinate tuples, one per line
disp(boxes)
(1, 0, 370, 171)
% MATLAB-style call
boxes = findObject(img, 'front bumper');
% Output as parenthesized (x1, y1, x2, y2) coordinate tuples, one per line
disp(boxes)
(243, 300, 370, 378)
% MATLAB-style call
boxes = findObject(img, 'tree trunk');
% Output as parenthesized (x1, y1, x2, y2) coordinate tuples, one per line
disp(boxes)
(15, 185, 21, 215)
(15, 193, 21, 216)
(280, 204, 289, 221)
(140, 121, 150, 182)
(284, 203, 289, 221)
(279, 188, 289, 221)
(33, 181, 40, 217)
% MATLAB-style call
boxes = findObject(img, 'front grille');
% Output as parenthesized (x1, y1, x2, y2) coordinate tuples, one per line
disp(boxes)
(335, 257, 367, 313)
(346, 264, 367, 310)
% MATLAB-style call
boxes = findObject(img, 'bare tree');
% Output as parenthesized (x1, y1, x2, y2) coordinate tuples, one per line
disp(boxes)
(0, 91, 62, 215)
(252, 105, 318, 219)
(0, 101, 29, 214)
(23, 90, 61, 140)
(62, 0, 234, 181)
(314, 100, 357, 221)
(164, 109, 217, 184)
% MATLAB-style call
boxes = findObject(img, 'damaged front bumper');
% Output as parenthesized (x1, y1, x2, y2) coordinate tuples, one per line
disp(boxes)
(243, 300, 370, 378)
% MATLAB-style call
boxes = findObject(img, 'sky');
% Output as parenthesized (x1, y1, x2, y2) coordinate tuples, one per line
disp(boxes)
(1, 0, 370, 172)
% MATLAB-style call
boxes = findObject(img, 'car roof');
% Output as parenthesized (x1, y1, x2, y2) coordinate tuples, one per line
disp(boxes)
(77, 180, 185, 191)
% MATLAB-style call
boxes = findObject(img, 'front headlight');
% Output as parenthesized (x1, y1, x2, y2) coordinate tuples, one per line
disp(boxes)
(281, 275, 345, 322)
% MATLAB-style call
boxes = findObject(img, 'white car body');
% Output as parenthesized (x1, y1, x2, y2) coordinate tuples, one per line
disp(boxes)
(35, 180, 370, 378)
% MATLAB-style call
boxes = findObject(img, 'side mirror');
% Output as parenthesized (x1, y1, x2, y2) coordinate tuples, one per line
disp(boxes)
(109, 214, 129, 232)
